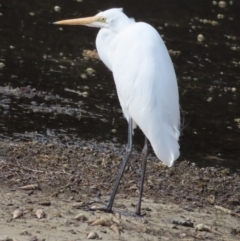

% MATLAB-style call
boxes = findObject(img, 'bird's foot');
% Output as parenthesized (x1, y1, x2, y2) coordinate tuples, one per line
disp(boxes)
(88, 205, 145, 217)
(88, 206, 113, 213)
(83, 200, 146, 217)
(134, 211, 146, 217)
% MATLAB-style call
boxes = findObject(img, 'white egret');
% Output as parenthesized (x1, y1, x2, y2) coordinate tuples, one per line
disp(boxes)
(54, 8, 180, 215)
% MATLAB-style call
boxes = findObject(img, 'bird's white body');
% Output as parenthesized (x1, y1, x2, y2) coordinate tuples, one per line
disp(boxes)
(96, 12, 180, 167)
(55, 8, 180, 167)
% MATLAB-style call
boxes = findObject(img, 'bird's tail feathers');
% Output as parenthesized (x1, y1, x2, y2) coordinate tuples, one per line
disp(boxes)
(148, 124, 180, 167)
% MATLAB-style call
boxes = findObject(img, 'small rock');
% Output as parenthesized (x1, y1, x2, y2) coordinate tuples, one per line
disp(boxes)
(72, 201, 85, 209)
(197, 34, 205, 42)
(36, 209, 46, 219)
(86, 67, 95, 75)
(90, 217, 112, 227)
(218, 1, 227, 8)
(87, 231, 99, 239)
(13, 209, 23, 219)
(82, 91, 89, 98)
(0, 62, 5, 68)
(74, 213, 87, 221)
(80, 73, 87, 79)
(172, 218, 194, 227)
(217, 14, 224, 19)
(54, 6, 61, 12)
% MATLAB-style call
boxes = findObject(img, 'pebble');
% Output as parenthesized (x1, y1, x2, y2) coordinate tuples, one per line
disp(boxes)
(206, 97, 213, 102)
(82, 91, 89, 97)
(219, 1, 227, 8)
(80, 74, 87, 79)
(72, 201, 85, 208)
(36, 209, 46, 219)
(54, 6, 61, 12)
(87, 231, 99, 239)
(211, 21, 218, 26)
(0, 62, 5, 68)
(13, 209, 23, 219)
(197, 34, 205, 42)
(86, 68, 95, 75)
(217, 14, 224, 19)
(172, 218, 194, 227)
(74, 213, 87, 221)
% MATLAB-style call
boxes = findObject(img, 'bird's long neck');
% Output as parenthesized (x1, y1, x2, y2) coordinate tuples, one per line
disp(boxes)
(96, 28, 115, 71)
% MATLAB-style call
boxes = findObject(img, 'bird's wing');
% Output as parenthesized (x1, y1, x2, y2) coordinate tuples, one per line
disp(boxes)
(110, 22, 180, 166)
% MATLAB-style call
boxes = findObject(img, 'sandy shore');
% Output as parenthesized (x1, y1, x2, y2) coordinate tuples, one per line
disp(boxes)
(0, 139, 240, 240)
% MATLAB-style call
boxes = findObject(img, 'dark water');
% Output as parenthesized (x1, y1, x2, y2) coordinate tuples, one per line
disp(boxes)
(0, 0, 240, 170)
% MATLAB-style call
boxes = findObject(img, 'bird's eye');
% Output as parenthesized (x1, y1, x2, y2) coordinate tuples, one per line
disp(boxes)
(99, 17, 106, 22)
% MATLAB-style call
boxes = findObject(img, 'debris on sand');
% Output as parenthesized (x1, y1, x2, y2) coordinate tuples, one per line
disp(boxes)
(74, 213, 87, 221)
(215, 205, 240, 218)
(172, 218, 194, 227)
(19, 184, 40, 190)
(195, 223, 221, 235)
(87, 231, 99, 239)
(90, 217, 112, 227)
(35, 209, 46, 219)
(12, 209, 23, 219)
(0, 138, 239, 241)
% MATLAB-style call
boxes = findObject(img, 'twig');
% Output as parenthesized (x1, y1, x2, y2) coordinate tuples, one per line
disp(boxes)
(215, 205, 240, 218)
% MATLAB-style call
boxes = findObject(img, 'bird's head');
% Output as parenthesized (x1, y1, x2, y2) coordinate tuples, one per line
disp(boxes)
(54, 8, 134, 31)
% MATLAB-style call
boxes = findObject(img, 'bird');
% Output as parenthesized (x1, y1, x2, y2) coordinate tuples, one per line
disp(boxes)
(54, 8, 180, 216)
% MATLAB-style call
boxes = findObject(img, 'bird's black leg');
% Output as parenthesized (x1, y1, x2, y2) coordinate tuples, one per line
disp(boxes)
(91, 118, 133, 213)
(135, 135, 148, 216)
(105, 118, 133, 211)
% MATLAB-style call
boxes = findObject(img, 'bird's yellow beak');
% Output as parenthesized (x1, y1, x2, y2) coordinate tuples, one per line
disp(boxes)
(53, 16, 98, 25)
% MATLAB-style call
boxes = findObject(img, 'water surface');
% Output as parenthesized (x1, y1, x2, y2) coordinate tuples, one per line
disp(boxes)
(0, 0, 240, 170)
